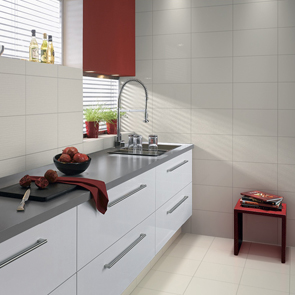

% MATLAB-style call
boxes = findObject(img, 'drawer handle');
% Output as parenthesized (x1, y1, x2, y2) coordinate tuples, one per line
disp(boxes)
(167, 160, 188, 173)
(108, 184, 147, 207)
(0, 238, 47, 269)
(104, 234, 146, 269)
(167, 196, 189, 214)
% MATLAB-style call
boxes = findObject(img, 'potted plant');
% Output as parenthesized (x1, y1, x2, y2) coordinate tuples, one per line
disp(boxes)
(101, 108, 126, 135)
(84, 106, 103, 138)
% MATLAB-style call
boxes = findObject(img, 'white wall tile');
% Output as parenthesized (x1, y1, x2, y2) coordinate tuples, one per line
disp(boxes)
(58, 65, 82, 79)
(0, 157, 26, 178)
(233, 29, 277, 56)
(83, 138, 104, 154)
(135, 60, 153, 84)
(153, 34, 191, 59)
(278, 191, 295, 220)
(136, 36, 153, 60)
(192, 109, 232, 135)
(153, 9, 191, 35)
(233, 136, 277, 163)
(58, 78, 83, 112)
(136, 0, 152, 12)
(0, 56, 25, 74)
(193, 184, 233, 213)
(278, 110, 295, 137)
(279, 137, 295, 165)
(278, 0, 295, 28)
(193, 159, 233, 187)
(0, 73, 25, 116)
(0, 116, 25, 160)
(26, 76, 58, 115)
(279, 83, 295, 110)
(278, 164, 295, 193)
(192, 210, 234, 238)
(287, 220, 295, 247)
(192, 0, 232, 7)
(279, 55, 295, 82)
(192, 58, 232, 83)
(25, 149, 58, 171)
(233, 83, 277, 109)
(192, 84, 232, 109)
(99, 135, 116, 149)
(26, 62, 58, 77)
(233, 110, 277, 136)
(153, 83, 191, 109)
(234, 0, 276, 3)
(279, 28, 295, 55)
(192, 31, 232, 58)
(155, 133, 191, 144)
(192, 6, 232, 32)
(233, 162, 278, 190)
(234, 56, 277, 83)
(192, 134, 233, 161)
(153, 0, 191, 10)
(136, 12, 152, 36)
(153, 59, 191, 84)
(26, 114, 58, 154)
(57, 112, 83, 148)
(233, 2, 277, 30)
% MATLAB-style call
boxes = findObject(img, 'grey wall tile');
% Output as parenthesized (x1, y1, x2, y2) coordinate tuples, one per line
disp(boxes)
(58, 65, 82, 79)
(136, 36, 153, 60)
(0, 157, 26, 178)
(278, 0, 295, 28)
(26, 149, 58, 171)
(153, 0, 191, 10)
(279, 137, 295, 165)
(136, 0, 152, 12)
(279, 28, 295, 55)
(278, 110, 295, 137)
(278, 164, 295, 193)
(279, 83, 295, 110)
(0, 56, 25, 74)
(26, 61, 58, 77)
(193, 0, 232, 7)
(279, 55, 295, 82)
(136, 12, 152, 36)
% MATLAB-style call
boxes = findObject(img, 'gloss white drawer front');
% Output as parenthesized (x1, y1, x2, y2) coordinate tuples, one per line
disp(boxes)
(0, 208, 76, 295)
(77, 213, 155, 295)
(77, 168, 155, 270)
(156, 183, 192, 253)
(156, 150, 192, 209)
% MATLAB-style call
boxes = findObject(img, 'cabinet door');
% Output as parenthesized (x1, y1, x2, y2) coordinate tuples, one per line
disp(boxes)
(156, 150, 192, 209)
(0, 208, 76, 295)
(77, 168, 155, 270)
(49, 275, 76, 295)
(77, 214, 155, 295)
(156, 183, 192, 253)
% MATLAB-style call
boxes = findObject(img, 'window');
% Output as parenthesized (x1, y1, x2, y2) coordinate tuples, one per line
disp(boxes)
(83, 76, 119, 133)
(0, 0, 62, 63)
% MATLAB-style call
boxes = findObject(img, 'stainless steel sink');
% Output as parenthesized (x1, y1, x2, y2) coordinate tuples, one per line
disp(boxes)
(108, 144, 180, 157)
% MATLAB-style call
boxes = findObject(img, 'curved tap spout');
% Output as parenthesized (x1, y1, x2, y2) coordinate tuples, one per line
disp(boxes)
(116, 79, 149, 146)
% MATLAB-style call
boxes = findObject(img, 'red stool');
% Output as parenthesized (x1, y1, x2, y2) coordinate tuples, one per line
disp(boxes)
(234, 200, 287, 263)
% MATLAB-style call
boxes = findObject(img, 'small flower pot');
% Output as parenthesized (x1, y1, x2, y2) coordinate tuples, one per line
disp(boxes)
(85, 121, 99, 138)
(106, 120, 117, 134)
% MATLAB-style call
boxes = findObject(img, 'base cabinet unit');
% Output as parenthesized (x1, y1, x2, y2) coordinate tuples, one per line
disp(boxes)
(77, 168, 155, 270)
(0, 208, 76, 295)
(49, 275, 76, 295)
(77, 213, 155, 295)
(156, 183, 192, 253)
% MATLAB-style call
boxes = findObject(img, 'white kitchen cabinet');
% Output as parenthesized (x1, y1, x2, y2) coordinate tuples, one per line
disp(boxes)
(77, 213, 155, 295)
(0, 208, 76, 295)
(156, 150, 192, 209)
(77, 168, 155, 270)
(156, 183, 192, 253)
(49, 275, 76, 295)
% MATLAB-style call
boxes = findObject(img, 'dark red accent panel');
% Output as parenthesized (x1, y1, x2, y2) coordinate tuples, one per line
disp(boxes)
(83, 0, 135, 77)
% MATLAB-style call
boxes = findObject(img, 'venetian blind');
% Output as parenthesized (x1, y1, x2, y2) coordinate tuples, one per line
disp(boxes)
(83, 76, 119, 132)
(0, 0, 62, 64)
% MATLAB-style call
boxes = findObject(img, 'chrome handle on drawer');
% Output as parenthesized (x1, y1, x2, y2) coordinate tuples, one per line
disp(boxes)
(104, 234, 146, 269)
(167, 196, 189, 214)
(166, 160, 188, 173)
(0, 238, 47, 269)
(108, 184, 147, 207)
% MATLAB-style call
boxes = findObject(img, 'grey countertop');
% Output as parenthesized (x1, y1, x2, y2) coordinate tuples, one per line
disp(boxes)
(0, 143, 193, 244)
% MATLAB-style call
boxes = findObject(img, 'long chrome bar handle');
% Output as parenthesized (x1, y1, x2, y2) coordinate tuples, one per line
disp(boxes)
(104, 234, 146, 269)
(108, 184, 147, 207)
(167, 196, 189, 214)
(0, 238, 47, 269)
(167, 160, 189, 173)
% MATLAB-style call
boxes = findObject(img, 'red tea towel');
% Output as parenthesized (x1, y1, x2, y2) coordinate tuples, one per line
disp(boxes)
(30, 176, 109, 214)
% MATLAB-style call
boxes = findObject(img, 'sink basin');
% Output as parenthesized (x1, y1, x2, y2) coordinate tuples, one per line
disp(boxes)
(108, 144, 180, 157)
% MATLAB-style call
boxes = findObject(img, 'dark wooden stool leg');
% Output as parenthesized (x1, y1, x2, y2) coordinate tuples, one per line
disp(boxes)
(234, 211, 243, 255)
(282, 216, 286, 263)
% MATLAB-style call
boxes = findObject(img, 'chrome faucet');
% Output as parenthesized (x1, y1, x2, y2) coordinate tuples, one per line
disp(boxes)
(116, 79, 149, 147)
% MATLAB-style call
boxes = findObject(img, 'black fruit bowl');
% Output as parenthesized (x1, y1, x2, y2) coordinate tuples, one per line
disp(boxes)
(53, 154, 91, 175)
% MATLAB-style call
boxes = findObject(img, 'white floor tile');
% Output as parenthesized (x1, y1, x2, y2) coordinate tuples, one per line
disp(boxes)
(183, 277, 238, 295)
(130, 287, 173, 295)
(152, 256, 201, 276)
(194, 261, 243, 284)
(291, 275, 295, 294)
(138, 270, 191, 294)
(173, 233, 214, 249)
(240, 268, 289, 293)
(237, 285, 289, 295)
(164, 243, 208, 261)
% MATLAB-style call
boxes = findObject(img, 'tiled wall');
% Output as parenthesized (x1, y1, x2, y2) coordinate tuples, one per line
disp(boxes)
(126, 0, 295, 246)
